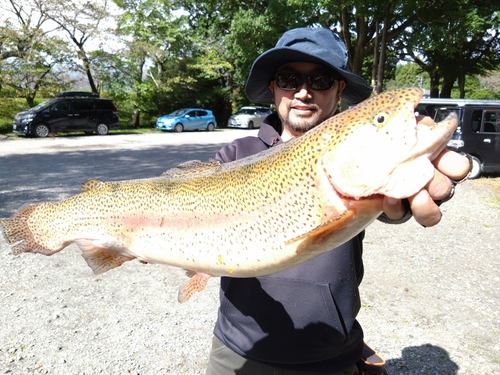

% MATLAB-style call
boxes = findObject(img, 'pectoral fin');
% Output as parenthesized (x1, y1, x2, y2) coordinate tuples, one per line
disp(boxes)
(178, 271, 211, 303)
(286, 210, 355, 248)
(75, 239, 135, 275)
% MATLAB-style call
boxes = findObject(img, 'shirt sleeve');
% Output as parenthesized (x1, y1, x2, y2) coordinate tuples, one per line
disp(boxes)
(214, 143, 237, 163)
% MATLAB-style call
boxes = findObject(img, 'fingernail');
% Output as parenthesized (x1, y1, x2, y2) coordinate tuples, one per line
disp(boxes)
(387, 197, 399, 205)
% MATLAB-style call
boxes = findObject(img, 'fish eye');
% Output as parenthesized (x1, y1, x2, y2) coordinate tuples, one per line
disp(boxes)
(373, 113, 388, 126)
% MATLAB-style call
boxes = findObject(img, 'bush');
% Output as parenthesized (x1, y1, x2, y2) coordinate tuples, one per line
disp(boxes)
(0, 98, 31, 134)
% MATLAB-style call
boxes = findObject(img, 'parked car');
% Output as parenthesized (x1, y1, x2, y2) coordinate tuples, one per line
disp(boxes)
(427, 98, 500, 178)
(156, 108, 217, 132)
(227, 106, 273, 129)
(12, 92, 119, 138)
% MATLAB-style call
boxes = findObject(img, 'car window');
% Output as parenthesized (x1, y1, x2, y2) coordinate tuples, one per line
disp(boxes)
(31, 99, 58, 112)
(237, 108, 253, 115)
(72, 100, 94, 111)
(95, 100, 116, 110)
(51, 101, 71, 112)
(482, 110, 500, 133)
(169, 109, 186, 116)
(198, 110, 207, 117)
(186, 111, 197, 117)
(471, 110, 482, 133)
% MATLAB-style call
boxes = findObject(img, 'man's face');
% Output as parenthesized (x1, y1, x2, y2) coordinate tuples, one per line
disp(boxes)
(269, 62, 345, 139)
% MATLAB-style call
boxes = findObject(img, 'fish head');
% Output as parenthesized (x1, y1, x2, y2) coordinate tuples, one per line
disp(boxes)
(319, 87, 457, 199)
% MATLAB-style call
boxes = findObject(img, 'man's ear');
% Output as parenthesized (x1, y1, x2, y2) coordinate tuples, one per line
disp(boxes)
(337, 80, 346, 101)
(269, 81, 275, 95)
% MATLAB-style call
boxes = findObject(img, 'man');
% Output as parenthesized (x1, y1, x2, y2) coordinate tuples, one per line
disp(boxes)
(206, 27, 470, 375)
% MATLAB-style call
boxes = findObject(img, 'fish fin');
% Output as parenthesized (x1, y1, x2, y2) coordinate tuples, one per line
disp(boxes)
(161, 160, 221, 177)
(75, 239, 135, 275)
(286, 210, 355, 248)
(184, 269, 196, 278)
(0, 203, 55, 255)
(80, 178, 105, 193)
(178, 271, 210, 303)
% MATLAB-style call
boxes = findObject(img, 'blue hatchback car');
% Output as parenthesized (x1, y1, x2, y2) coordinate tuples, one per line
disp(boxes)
(156, 108, 217, 132)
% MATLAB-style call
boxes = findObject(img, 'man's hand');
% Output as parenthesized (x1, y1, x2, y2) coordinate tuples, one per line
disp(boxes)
(382, 149, 471, 227)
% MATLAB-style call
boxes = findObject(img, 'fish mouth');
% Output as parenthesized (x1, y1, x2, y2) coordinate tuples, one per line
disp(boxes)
(323, 101, 458, 201)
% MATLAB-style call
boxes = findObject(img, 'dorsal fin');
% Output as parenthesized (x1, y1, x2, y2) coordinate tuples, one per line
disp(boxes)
(81, 178, 105, 193)
(161, 159, 221, 178)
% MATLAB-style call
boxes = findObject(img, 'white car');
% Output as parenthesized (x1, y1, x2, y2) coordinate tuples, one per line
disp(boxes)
(227, 106, 273, 129)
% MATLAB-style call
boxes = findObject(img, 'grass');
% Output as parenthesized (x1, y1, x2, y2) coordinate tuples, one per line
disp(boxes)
(0, 97, 28, 134)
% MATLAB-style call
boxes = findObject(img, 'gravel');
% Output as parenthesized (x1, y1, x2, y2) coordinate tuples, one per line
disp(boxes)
(0, 133, 499, 374)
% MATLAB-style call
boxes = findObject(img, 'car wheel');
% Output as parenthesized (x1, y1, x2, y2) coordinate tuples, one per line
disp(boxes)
(468, 155, 482, 179)
(248, 121, 254, 129)
(174, 123, 183, 132)
(207, 123, 215, 131)
(96, 123, 109, 135)
(34, 124, 50, 138)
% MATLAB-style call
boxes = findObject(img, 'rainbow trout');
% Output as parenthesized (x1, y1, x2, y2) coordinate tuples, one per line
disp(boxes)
(0, 88, 457, 302)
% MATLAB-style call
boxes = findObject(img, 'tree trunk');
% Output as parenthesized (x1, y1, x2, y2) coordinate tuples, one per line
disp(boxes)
(371, 20, 379, 92)
(376, 7, 392, 94)
(131, 106, 140, 128)
(78, 48, 99, 94)
(429, 73, 441, 97)
(376, 21, 388, 93)
(440, 76, 455, 98)
(457, 74, 466, 98)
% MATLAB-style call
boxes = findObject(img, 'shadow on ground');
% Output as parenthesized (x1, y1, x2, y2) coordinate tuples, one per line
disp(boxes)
(0, 142, 225, 218)
(386, 344, 459, 374)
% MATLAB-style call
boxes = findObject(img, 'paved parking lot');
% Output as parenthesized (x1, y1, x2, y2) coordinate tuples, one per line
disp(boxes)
(0, 130, 498, 374)
(0, 130, 255, 218)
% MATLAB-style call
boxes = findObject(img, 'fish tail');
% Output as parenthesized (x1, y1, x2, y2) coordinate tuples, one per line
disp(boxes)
(0, 204, 54, 255)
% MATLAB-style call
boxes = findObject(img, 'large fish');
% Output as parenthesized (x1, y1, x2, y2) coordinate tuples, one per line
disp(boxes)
(0, 88, 457, 302)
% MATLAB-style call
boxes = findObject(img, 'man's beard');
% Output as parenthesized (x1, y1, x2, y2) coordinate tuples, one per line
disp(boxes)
(279, 102, 322, 134)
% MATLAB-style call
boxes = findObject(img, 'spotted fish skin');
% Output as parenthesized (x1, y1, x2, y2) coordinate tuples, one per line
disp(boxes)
(0, 88, 457, 302)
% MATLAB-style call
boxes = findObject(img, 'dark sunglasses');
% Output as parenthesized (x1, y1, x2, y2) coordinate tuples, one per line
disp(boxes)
(274, 70, 343, 91)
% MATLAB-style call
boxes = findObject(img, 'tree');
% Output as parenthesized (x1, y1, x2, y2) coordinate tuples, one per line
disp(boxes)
(0, 0, 74, 105)
(401, 0, 500, 97)
(37, 0, 115, 94)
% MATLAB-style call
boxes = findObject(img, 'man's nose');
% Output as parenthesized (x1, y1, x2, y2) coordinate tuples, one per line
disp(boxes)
(294, 82, 312, 98)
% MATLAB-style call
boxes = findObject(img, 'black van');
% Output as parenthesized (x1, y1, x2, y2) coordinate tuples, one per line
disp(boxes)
(421, 98, 500, 178)
(12, 92, 120, 138)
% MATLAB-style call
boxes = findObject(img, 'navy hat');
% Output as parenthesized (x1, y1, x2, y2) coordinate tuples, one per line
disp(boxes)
(245, 27, 372, 105)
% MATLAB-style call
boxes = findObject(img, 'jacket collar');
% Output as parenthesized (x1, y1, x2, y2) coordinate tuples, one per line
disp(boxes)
(258, 113, 283, 147)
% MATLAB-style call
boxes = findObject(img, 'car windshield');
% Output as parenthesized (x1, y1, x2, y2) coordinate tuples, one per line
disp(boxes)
(236, 108, 257, 115)
(168, 109, 188, 116)
(29, 99, 58, 112)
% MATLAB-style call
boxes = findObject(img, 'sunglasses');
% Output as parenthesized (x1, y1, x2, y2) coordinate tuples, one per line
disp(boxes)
(274, 70, 343, 91)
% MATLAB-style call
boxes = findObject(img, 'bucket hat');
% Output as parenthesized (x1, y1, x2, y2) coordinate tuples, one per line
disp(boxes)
(245, 27, 372, 105)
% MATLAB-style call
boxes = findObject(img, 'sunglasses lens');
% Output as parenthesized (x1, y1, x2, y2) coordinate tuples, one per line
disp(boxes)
(275, 71, 340, 91)
(276, 72, 302, 90)
(308, 72, 337, 90)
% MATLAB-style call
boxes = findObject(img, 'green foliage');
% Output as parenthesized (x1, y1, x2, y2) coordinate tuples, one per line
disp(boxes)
(1, 0, 499, 126)
(395, 63, 429, 88)
(0, 98, 27, 134)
